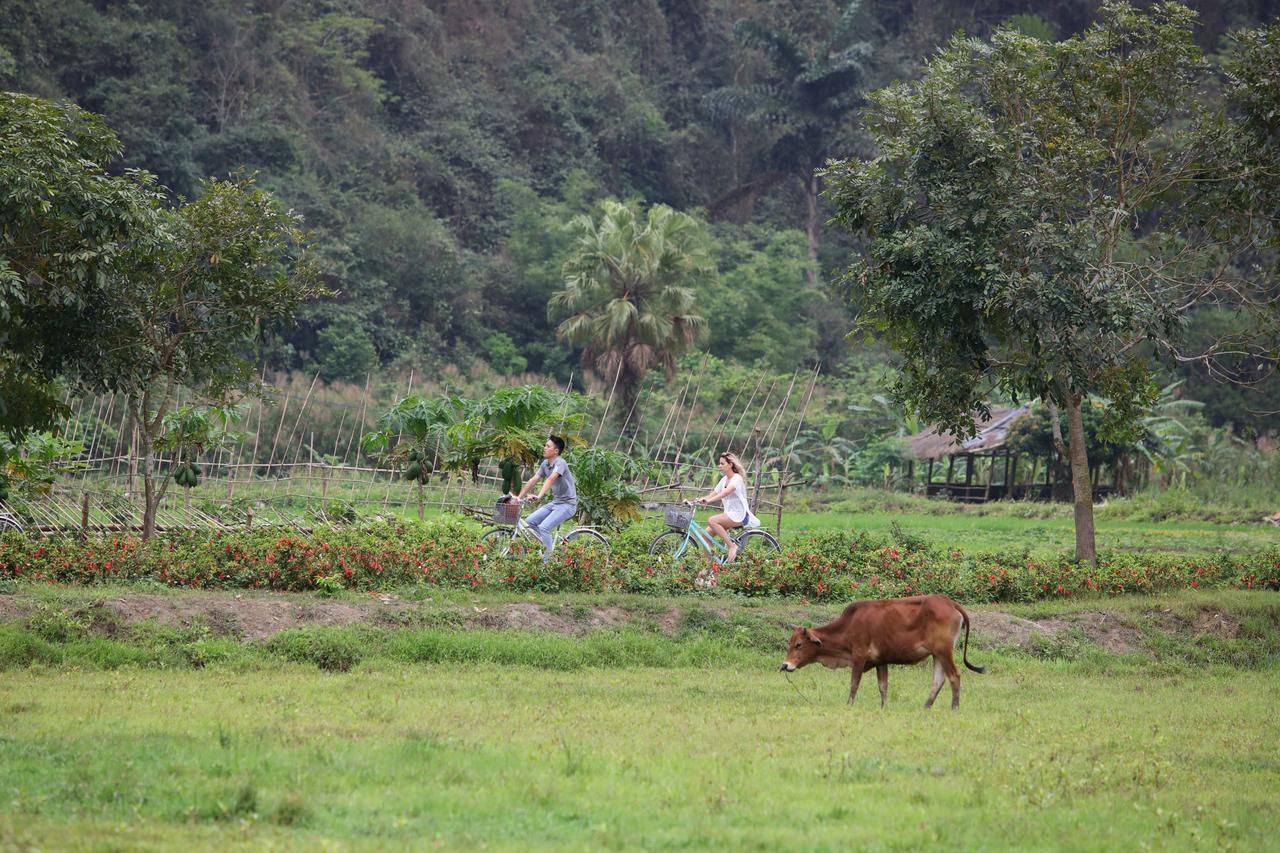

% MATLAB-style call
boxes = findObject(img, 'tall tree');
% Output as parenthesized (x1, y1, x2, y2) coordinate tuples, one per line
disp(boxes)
(550, 199, 711, 422)
(95, 177, 322, 538)
(0, 91, 160, 472)
(825, 4, 1280, 562)
(703, 1, 874, 285)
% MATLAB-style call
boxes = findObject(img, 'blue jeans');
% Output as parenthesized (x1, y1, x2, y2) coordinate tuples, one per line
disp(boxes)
(526, 502, 577, 560)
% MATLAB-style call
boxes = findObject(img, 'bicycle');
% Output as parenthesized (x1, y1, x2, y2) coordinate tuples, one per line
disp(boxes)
(648, 502, 779, 563)
(0, 510, 24, 535)
(479, 497, 609, 558)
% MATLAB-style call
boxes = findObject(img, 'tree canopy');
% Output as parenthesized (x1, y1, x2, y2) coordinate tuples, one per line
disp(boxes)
(0, 91, 159, 435)
(824, 3, 1280, 560)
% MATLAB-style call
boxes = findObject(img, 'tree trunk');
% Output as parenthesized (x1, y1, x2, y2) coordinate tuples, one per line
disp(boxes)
(135, 394, 174, 541)
(141, 430, 158, 540)
(1064, 393, 1098, 564)
(805, 171, 820, 288)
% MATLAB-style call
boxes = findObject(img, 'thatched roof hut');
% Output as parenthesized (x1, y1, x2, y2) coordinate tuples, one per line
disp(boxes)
(903, 406, 1031, 461)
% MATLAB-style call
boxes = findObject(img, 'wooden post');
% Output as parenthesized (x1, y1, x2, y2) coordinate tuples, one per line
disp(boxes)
(80, 492, 90, 541)
(246, 507, 254, 531)
(945, 455, 955, 485)
(965, 454, 974, 487)
(983, 453, 996, 502)
(926, 458, 934, 485)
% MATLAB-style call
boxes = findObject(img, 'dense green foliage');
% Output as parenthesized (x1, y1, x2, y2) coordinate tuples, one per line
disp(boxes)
(824, 4, 1280, 559)
(6, 0, 1272, 387)
(0, 92, 159, 436)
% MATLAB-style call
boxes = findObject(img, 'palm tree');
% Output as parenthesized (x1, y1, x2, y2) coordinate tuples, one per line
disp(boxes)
(550, 200, 712, 422)
(703, 1, 873, 285)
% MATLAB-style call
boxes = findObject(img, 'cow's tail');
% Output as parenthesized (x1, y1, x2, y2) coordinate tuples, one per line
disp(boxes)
(957, 604, 985, 674)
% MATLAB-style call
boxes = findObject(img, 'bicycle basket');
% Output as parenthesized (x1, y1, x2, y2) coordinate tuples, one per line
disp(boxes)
(493, 499, 521, 525)
(664, 505, 693, 531)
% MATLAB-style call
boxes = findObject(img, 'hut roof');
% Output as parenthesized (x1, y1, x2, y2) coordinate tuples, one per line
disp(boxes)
(903, 405, 1031, 460)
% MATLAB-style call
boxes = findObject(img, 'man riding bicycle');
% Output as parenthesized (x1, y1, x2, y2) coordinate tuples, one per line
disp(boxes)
(510, 435, 577, 560)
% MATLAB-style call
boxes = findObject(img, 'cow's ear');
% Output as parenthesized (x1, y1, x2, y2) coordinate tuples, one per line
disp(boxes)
(803, 628, 821, 646)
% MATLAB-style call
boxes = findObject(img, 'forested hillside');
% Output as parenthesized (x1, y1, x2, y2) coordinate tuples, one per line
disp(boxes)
(2, 0, 1277, 430)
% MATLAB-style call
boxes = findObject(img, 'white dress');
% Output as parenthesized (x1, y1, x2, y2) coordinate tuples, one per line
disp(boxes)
(715, 474, 757, 526)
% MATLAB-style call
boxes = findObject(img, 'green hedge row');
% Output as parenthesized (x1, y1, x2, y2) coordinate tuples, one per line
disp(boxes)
(1, 518, 1277, 603)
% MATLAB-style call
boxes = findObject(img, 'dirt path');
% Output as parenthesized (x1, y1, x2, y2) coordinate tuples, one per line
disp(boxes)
(0, 591, 1248, 652)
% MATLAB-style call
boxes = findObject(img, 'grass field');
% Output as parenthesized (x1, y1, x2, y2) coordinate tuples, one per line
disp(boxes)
(1, 591, 1278, 850)
(782, 510, 1280, 557)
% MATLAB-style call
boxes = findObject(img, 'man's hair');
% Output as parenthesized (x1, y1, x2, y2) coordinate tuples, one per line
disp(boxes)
(549, 435, 566, 454)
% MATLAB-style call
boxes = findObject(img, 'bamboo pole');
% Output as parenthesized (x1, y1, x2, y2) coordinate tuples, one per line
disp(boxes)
(593, 359, 624, 446)
(774, 367, 819, 537)
(671, 353, 710, 480)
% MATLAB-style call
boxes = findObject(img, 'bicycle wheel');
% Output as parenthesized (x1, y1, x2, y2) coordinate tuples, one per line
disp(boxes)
(564, 528, 610, 551)
(480, 527, 536, 559)
(734, 528, 780, 554)
(0, 514, 23, 535)
(648, 529, 690, 561)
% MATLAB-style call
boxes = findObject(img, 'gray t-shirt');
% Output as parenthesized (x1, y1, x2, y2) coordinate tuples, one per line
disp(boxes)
(539, 456, 577, 506)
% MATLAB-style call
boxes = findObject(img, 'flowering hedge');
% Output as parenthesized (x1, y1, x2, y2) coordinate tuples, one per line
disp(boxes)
(0, 521, 1276, 603)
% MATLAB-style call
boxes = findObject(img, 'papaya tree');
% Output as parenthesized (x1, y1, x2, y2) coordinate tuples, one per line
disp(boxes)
(360, 393, 463, 520)
(156, 404, 245, 510)
(825, 5, 1280, 562)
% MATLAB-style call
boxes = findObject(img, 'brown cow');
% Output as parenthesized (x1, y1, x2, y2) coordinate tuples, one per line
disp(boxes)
(780, 594, 984, 709)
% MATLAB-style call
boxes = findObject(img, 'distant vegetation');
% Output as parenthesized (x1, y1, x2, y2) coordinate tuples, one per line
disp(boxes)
(1, 1, 1276, 529)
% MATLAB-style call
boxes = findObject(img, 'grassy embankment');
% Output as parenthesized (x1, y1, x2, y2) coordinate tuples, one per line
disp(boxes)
(0, 587, 1278, 850)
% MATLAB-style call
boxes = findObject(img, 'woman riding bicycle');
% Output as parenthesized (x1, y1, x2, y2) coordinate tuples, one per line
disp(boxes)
(693, 452, 758, 564)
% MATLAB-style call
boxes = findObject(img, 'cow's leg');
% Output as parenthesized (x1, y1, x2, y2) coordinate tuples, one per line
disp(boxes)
(848, 658, 867, 705)
(942, 653, 962, 706)
(939, 649, 962, 710)
(876, 664, 889, 708)
(924, 657, 946, 709)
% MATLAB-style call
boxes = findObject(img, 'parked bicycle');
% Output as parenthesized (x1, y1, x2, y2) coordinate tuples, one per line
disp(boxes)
(0, 510, 24, 535)
(648, 502, 779, 563)
(479, 497, 609, 558)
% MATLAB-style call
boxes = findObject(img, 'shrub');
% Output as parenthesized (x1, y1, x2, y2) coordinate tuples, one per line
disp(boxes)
(2, 522, 1276, 606)
(264, 628, 363, 672)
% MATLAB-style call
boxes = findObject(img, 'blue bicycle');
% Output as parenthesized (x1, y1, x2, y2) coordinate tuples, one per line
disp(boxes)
(479, 497, 609, 558)
(647, 502, 779, 563)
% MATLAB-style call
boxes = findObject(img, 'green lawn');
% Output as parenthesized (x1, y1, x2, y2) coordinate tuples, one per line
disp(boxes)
(1, 641, 1277, 849)
(782, 510, 1280, 556)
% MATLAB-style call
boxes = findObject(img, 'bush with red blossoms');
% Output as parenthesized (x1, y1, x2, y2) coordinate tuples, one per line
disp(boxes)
(0, 521, 1276, 603)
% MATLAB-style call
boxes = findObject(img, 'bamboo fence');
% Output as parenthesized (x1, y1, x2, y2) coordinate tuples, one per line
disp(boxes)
(4, 361, 818, 538)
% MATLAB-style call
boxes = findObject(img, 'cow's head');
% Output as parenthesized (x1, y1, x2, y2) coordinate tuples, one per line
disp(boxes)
(780, 625, 822, 672)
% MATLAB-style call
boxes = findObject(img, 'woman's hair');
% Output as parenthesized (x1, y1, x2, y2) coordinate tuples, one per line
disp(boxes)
(719, 452, 746, 477)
